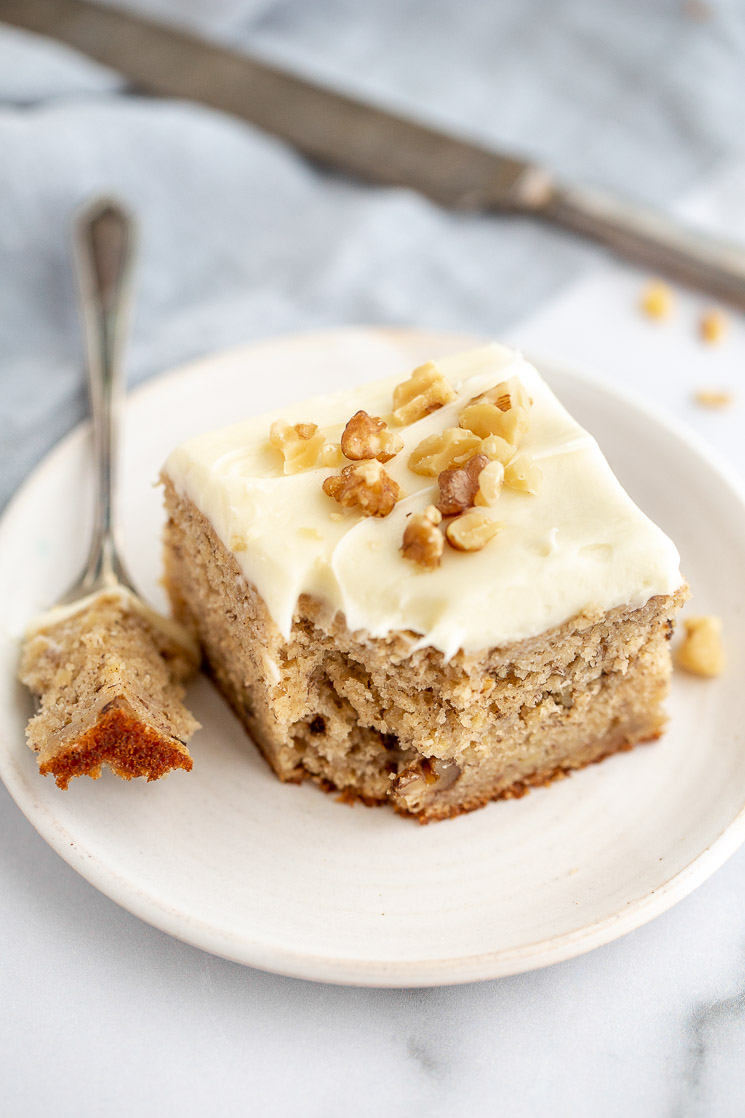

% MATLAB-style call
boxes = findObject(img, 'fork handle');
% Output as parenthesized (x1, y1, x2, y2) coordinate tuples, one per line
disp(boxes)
(73, 197, 137, 591)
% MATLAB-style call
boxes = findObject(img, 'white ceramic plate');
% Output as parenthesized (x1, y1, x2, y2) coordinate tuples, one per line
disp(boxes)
(2, 327, 745, 987)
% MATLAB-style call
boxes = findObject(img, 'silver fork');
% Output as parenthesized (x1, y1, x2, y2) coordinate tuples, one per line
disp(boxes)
(56, 195, 137, 606)
(47, 197, 195, 667)
(21, 197, 198, 771)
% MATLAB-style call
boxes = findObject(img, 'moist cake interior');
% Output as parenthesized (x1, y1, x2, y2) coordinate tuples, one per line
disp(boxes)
(164, 480, 685, 821)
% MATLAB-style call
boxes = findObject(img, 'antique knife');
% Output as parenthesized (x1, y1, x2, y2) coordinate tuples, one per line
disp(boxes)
(5, 0, 745, 307)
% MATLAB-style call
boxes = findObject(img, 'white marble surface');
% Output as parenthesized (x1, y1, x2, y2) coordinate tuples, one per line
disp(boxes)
(3, 3, 745, 1115)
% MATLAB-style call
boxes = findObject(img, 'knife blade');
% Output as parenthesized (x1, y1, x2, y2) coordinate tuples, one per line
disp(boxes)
(5, 0, 745, 308)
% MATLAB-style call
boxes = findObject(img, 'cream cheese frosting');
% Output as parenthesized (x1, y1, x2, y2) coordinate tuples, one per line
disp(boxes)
(163, 343, 683, 658)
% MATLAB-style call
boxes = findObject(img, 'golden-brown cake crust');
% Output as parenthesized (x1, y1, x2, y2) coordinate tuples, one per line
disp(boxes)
(40, 700, 193, 789)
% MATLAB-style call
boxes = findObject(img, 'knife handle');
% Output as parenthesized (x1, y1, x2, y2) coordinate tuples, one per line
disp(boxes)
(541, 182, 745, 309)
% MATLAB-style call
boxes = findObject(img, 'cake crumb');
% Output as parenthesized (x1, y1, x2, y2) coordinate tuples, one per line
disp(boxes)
(693, 388, 733, 409)
(699, 308, 727, 345)
(676, 615, 725, 677)
(640, 280, 673, 320)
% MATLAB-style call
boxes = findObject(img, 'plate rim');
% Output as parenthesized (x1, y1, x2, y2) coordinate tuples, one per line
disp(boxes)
(3, 324, 745, 987)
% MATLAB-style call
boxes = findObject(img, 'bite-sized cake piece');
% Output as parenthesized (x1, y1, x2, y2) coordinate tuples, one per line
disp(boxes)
(162, 343, 687, 822)
(19, 588, 200, 789)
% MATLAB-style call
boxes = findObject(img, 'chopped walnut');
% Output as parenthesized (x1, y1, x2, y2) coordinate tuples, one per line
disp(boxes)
(395, 757, 461, 798)
(474, 459, 505, 506)
(391, 361, 456, 425)
(321, 443, 345, 467)
(459, 399, 529, 446)
(459, 402, 517, 444)
(481, 433, 517, 466)
(270, 418, 327, 474)
(408, 428, 482, 476)
(458, 401, 503, 439)
(494, 389, 516, 412)
(693, 388, 733, 409)
(700, 308, 727, 345)
(640, 280, 673, 320)
(476, 376, 531, 414)
(446, 508, 501, 552)
(340, 410, 403, 462)
(322, 460, 400, 517)
(504, 454, 542, 495)
(436, 453, 489, 516)
(676, 615, 725, 677)
(401, 505, 443, 570)
(460, 378, 531, 446)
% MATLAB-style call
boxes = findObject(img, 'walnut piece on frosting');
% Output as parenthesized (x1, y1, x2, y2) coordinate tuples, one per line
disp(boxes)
(397, 370, 540, 568)
(481, 433, 517, 466)
(478, 376, 531, 414)
(445, 508, 501, 552)
(270, 419, 327, 474)
(676, 616, 725, 677)
(391, 361, 456, 426)
(436, 453, 489, 517)
(322, 460, 400, 517)
(401, 505, 444, 570)
(408, 428, 482, 477)
(504, 454, 542, 495)
(320, 443, 345, 467)
(341, 410, 403, 463)
(474, 459, 505, 506)
(460, 377, 531, 446)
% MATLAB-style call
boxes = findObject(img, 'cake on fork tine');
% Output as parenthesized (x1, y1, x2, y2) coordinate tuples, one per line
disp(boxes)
(161, 343, 687, 822)
(20, 588, 200, 789)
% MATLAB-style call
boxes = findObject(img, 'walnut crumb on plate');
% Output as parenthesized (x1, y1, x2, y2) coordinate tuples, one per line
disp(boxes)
(640, 280, 673, 320)
(676, 615, 725, 677)
(693, 389, 734, 409)
(699, 308, 727, 345)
